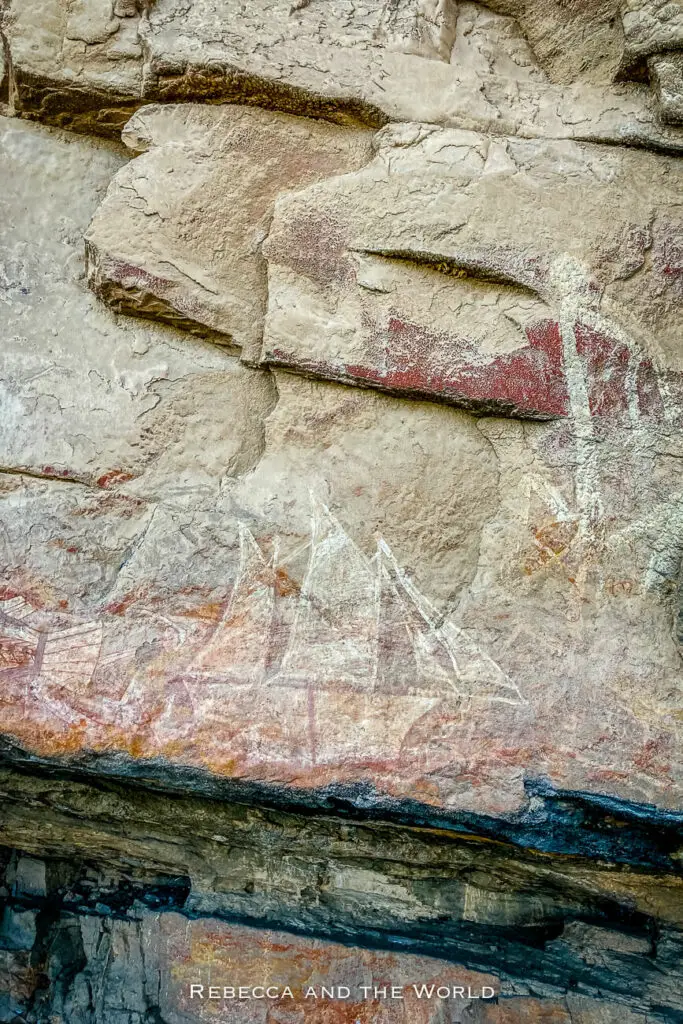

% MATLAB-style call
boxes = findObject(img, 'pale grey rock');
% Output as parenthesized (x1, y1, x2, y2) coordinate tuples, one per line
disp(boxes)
(85, 103, 373, 360)
(232, 370, 499, 608)
(6, 855, 46, 898)
(649, 50, 683, 122)
(375, 0, 459, 62)
(452, 2, 548, 84)
(0, 116, 273, 493)
(621, 0, 683, 71)
(5, 0, 683, 152)
(0, 909, 36, 952)
(141, 0, 683, 152)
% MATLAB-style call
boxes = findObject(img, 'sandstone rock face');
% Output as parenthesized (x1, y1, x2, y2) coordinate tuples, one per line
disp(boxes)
(262, 124, 683, 417)
(1, 1, 683, 1021)
(141, 0, 683, 151)
(1, 770, 682, 1022)
(649, 49, 683, 122)
(85, 104, 372, 358)
(621, 0, 683, 72)
(6, 0, 683, 151)
(619, 1, 683, 123)
(3, 0, 147, 133)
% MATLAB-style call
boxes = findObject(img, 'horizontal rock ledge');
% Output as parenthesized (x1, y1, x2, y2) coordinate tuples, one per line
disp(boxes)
(0, 760, 682, 1021)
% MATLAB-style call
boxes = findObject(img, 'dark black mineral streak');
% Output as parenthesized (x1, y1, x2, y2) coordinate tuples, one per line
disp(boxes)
(0, 757, 682, 1023)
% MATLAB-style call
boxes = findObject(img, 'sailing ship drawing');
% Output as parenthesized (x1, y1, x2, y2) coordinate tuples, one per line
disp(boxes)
(0, 500, 523, 708)
(190, 498, 524, 705)
(0, 596, 103, 693)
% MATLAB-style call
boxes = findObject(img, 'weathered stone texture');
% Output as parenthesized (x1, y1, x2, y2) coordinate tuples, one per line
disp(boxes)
(85, 104, 372, 359)
(0, 768, 681, 1023)
(621, 0, 683, 70)
(141, 0, 683, 150)
(2, 2, 683, 1021)
(1, 101, 683, 826)
(4, 894, 662, 1024)
(6, 0, 683, 151)
(261, 124, 683, 416)
(4, 0, 147, 133)
(649, 50, 683, 122)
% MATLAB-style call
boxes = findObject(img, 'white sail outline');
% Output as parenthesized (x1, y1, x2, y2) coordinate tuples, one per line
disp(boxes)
(273, 496, 381, 688)
(38, 621, 103, 694)
(377, 537, 524, 706)
(2, 504, 523, 706)
(191, 521, 275, 682)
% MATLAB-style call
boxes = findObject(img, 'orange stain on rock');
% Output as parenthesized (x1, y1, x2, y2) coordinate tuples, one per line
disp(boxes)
(96, 469, 136, 489)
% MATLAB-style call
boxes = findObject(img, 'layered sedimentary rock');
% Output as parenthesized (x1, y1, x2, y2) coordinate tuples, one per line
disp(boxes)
(85, 104, 372, 358)
(0, 767, 682, 1022)
(5, 0, 683, 149)
(1, 1, 683, 1022)
(1, 0, 148, 134)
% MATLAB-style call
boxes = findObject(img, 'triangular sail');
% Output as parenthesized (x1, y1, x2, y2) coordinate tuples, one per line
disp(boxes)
(378, 539, 523, 705)
(193, 524, 274, 683)
(378, 540, 462, 697)
(0, 597, 39, 667)
(274, 499, 379, 688)
(0, 597, 34, 622)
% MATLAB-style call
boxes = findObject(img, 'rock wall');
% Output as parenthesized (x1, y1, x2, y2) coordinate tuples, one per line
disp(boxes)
(0, 2, 682, 1022)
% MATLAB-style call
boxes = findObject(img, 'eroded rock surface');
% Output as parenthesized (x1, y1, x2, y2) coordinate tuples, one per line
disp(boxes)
(0, 768, 682, 1022)
(261, 124, 683, 417)
(1, 1, 683, 1021)
(5, 0, 683, 150)
(85, 104, 372, 359)
(1, 110, 683, 825)
(3, 0, 148, 134)
(621, 0, 683, 73)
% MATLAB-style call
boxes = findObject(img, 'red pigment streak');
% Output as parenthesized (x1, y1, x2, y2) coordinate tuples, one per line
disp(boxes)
(636, 359, 665, 419)
(271, 318, 568, 419)
(104, 587, 147, 615)
(42, 465, 76, 479)
(574, 323, 630, 418)
(96, 469, 135, 489)
(350, 317, 568, 418)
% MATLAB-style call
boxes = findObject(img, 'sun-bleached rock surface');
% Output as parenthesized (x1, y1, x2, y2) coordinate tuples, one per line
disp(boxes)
(5, 0, 683, 149)
(2, 112, 682, 823)
(85, 103, 372, 359)
(1, 1, 683, 1021)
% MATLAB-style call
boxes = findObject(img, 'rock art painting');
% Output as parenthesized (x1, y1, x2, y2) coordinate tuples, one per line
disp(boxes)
(1, 2, 683, 1022)
(0, 499, 524, 796)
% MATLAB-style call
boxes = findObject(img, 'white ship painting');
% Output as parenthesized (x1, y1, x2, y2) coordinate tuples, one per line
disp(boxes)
(0, 596, 103, 694)
(0, 501, 523, 709)
(191, 499, 524, 706)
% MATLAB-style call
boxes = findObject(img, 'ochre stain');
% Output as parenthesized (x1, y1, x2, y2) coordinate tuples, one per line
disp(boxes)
(274, 566, 301, 598)
(271, 318, 569, 419)
(96, 469, 136, 489)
